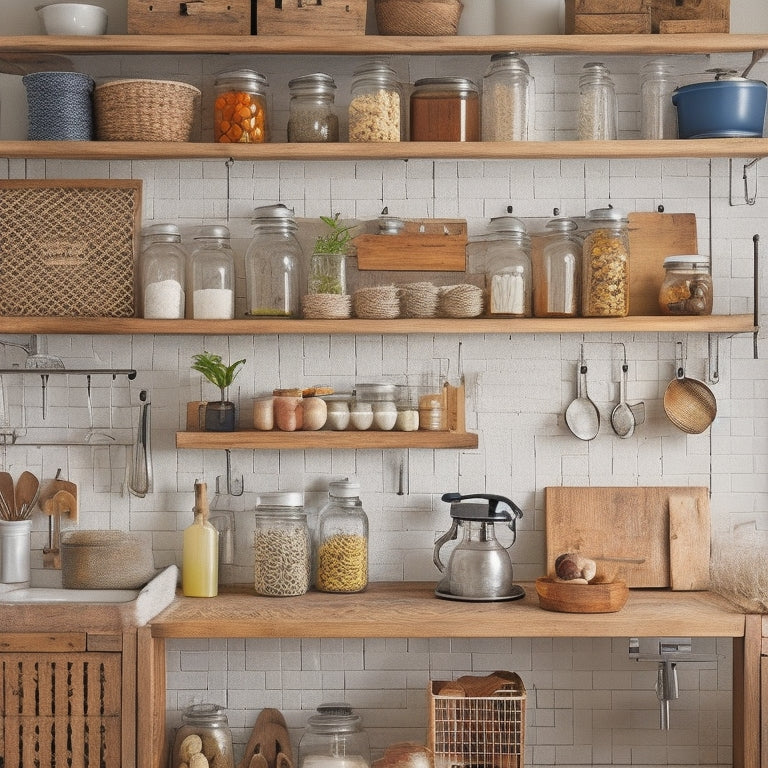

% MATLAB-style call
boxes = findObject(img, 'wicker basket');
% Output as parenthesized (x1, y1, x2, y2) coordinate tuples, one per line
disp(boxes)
(94, 79, 201, 142)
(375, 0, 463, 35)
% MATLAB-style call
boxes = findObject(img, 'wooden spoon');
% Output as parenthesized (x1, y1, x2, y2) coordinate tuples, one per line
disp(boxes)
(0, 472, 15, 519)
(15, 471, 39, 518)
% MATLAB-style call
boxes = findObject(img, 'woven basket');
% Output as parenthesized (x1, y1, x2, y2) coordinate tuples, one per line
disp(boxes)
(301, 293, 353, 319)
(23, 71, 94, 141)
(353, 285, 401, 319)
(94, 79, 200, 142)
(401, 282, 440, 318)
(439, 283, 484, 318)
(375, 0, 463, 35)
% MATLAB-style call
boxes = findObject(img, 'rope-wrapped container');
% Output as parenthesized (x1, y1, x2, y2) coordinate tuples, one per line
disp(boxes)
(401, 282, 440, 318)
(94, 78, 200, 141)
(375, 0, 463, 35)
(438, 283, 484, 318)
(23, 71, 94, 141)
(353, 285, 400, 319)
(301, 293, 353, 319)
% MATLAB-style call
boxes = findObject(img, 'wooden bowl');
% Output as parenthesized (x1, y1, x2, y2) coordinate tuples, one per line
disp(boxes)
(535, 577, 629, 613)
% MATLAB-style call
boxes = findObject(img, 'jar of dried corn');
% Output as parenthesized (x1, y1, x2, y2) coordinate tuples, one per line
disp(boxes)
(581, 206, 629, 317)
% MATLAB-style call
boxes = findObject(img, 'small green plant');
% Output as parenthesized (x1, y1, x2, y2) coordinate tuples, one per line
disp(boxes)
(309, 213, 354, 295)
(191, 352, 246, 402)
(314, 213, 354, 255)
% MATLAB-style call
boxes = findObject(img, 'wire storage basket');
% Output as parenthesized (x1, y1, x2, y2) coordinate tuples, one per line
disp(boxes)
(428, 674, 526, 768)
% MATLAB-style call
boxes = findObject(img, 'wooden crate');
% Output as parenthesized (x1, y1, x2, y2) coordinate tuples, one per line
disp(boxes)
(651, 0, 729, 33)
(256, 0, 366, 35)
(565, 0, 729, 33)
(128, 0, 252, 35)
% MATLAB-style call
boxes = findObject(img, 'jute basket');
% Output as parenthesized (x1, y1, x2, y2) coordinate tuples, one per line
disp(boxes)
(301, 293, 353, 319)
(438, 283, 484, 318)
(375, 0, 463, 35)
(353, 285, 400, 319)
(94, 79, 200, 141)
(401, 282, 440, 318)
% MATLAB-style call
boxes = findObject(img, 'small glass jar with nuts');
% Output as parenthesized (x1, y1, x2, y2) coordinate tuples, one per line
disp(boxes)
(169, 703, 235, 768)
(581, 206, 630, 317)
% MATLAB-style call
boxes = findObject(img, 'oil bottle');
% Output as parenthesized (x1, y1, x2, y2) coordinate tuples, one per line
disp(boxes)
(182, 481, 219, 597)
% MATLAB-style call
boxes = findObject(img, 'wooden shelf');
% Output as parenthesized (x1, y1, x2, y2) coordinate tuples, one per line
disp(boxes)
(0, 314, 754, 336)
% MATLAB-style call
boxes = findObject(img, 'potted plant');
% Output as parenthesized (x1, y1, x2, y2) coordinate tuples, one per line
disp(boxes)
(191, 351, 246, 432)
(308, 213, 354, 296)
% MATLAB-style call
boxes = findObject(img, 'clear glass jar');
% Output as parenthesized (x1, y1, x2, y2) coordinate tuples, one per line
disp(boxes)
(214, 69, 269, 143)
(532, 216, 581, 318)
(659, 254, 713, 315)
(483, 215, 532, 317)
(578, 62, 617, 140)
(481, 52, 534, 141)
(641, 59, 678, 140)
(190, 224, 235, 320)
(309, 250, 347, 296)
(253, 492, 311, 596)
(315, 478, 368, 593)
(169, 703, 234, 768)
(410, 77, 480, 142)
(288, 73, 339, 143)
(299, 704, 370, 768)
(245, 204, 302, 317)
(140, 223, 186, 319)
(348, 61, 402, 142)
(582, 206, 630, 317)
(418, 390, 446, 431)
(349, 401, 373, 431)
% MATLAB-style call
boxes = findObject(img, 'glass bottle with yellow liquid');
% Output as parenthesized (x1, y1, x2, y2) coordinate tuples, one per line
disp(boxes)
(182, 481, 219, 597)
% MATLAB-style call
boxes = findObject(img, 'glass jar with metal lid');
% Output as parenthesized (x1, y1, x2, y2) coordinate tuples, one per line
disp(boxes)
(214, 69, 269, 143)
(348, 61, 402, 142)
(299, 703, 370, 768)
(139, 223, 187, 319)
(532, 216, 582, 318)
(253, 492, 311, 596)
(641, 59, 678, 140)
(480, 215, 532, 317)
(169, 703, 235, 768)
(582, 206, 630, 317)
(245, 204, 302, 317)
(410, 77, 480, 142)
(482, 52, 534, 141)
(190, 224, 235, 320)
(288, 73, 339, 143)
(578, 62, 617, 140)
(659, 254, 713, 315)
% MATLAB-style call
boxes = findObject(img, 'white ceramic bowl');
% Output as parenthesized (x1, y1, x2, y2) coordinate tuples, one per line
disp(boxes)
(37, 3, 108, 35)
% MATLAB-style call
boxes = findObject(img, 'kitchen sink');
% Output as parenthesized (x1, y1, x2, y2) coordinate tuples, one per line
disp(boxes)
(0, 586, 140, 603)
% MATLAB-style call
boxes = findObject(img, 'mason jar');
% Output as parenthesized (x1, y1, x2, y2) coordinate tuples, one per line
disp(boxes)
(288, 73, 339, 143)
(139, 223, 186, 319)
(190, 224, 235, 320)
(169, 704, 235, 768)
(348, 61, 402, 142)
(214, 69, 269, 143)
(410, 77, 480, 142)
(482, 52, 534, 141)
(582, 206, 630, 317)
(641, 59, 678, 140)
(659, 254, 713, 315)
(481, 215, 532, 317)
(299, 704, 370, 768)
(532, 216, 581, 318)
(578, 62, 617, 140)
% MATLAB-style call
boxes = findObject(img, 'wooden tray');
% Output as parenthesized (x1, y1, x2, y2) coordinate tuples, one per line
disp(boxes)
(535, 577, 629, 613)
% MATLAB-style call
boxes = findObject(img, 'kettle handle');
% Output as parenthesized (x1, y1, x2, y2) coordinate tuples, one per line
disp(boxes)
(432, 517, 460, 573)
(440, 492, 524, 522)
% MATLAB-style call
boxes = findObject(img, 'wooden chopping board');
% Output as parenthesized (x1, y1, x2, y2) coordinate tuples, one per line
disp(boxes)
(545, 486, 709, 588)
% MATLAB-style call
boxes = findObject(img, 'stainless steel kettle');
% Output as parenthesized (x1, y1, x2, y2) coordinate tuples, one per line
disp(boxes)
(433, 492, 524, 600)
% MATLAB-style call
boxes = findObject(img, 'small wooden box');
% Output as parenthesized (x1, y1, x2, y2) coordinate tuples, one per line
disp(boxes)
(127, 0, 252, 35)
(565, 1, 651, 33)
(256, 0, 366, 35)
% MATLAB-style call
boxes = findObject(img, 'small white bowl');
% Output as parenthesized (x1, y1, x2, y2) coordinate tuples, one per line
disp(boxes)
(37, 3, 108, 35)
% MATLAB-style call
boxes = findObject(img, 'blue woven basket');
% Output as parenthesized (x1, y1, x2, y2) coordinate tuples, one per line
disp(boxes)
(23, 71, 95, 141)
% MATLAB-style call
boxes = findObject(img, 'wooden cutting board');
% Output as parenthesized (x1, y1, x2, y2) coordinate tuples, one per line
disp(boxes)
(545, 486, 709, 588)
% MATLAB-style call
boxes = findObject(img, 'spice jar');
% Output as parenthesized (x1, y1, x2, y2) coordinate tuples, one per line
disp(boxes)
(139, 223, 186, 319)
(418, 391, 447, 431)
(325, 398, 351, 430)
(410, 78, 480, 142)
(532, 216, 581, 318)
(348, 61, 402, 142)
(315, 478, 368, 593)
(288, 73, 339, 143)
(273, 388, 303, 431)
(395, 401, 419, 431)
(641, 59, 678, 140)
(169, 703, 235, 768)
(659, 255, 713, 315)
(214, 69, 269, 143)
(190, 225, 235, 320)
(245, 204, 302, 317)
(349, 401, 373, 431)
(299, 703, 371, 768)
(582, 206, 630, 317)
(481, 52, 534, 141)
(253, 493, 311, 596)
(253, 395, 274, 430)
(578, 62, 617, 140)
(483, 215, 532, 317)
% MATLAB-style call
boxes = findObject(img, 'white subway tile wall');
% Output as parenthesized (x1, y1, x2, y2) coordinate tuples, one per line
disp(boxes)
(1, 48, 767, 767)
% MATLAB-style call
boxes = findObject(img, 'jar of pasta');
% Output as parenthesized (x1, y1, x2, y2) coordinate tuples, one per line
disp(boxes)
(253, 493, 311, 597)
(315, 478, 368, 593)
(659, 255, 713, 315)
(581, 206, 629, 317)
(214, 69, 269, 143)
(348, 61, 402, 142)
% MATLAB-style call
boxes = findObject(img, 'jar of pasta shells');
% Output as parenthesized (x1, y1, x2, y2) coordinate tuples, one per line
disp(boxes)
(315, 478, 368, 594)
(581, 206, 630, 317)
(253, 493, 311, 597)
(169, 703, 234, 768)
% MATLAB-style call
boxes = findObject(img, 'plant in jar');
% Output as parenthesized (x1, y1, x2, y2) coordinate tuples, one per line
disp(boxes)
(309, 213, 354, 295)
(191, 351, 246, 432)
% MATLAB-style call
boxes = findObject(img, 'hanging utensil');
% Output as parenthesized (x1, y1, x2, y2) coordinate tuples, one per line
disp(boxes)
(663, 341, 717, 434)
(128, 390, 152, 497)
(0, 472, 15, 519)
(610, 345, 635, 439)
(564, 347, 600, 441)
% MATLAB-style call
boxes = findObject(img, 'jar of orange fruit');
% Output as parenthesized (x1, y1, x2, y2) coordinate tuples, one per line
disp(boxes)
(214, 69, 269, 143)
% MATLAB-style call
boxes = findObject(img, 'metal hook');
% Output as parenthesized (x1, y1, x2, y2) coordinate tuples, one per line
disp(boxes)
(743, 158, 759, 206)
(224, 448, 243, 496)
(707, 334, 720, 385)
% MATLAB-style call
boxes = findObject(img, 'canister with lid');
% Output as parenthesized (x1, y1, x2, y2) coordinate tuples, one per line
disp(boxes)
(410, 77, 480, 142)
(288, 73, 339, 143)
(348, 61, 402, 142)
(253, 492, 311, 596)
(299, 703, 371, 768)
(214, 69, 269, 143)
(578, 62, 618, 140)
(659, 254, 713, 315)
(245, 204, 302, 317)
(532, 216, 581, 318)
(482, 52, 534, 141)
(582, 206, 630, 317)
(169, 703, 235, 768)
(315, 478, 368, 593)
(190, 224, 235, 320)
(139, 223, 187, 319)
(641, 59, 678, 140)
(483, 215, 532, 317)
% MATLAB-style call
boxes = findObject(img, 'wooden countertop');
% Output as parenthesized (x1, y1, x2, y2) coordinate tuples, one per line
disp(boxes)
(149, 582, 746, 639)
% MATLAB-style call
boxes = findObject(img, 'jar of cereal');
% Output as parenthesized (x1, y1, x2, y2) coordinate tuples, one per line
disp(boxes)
(348, 61, 402, 142)
(581, 206, 629, 317)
